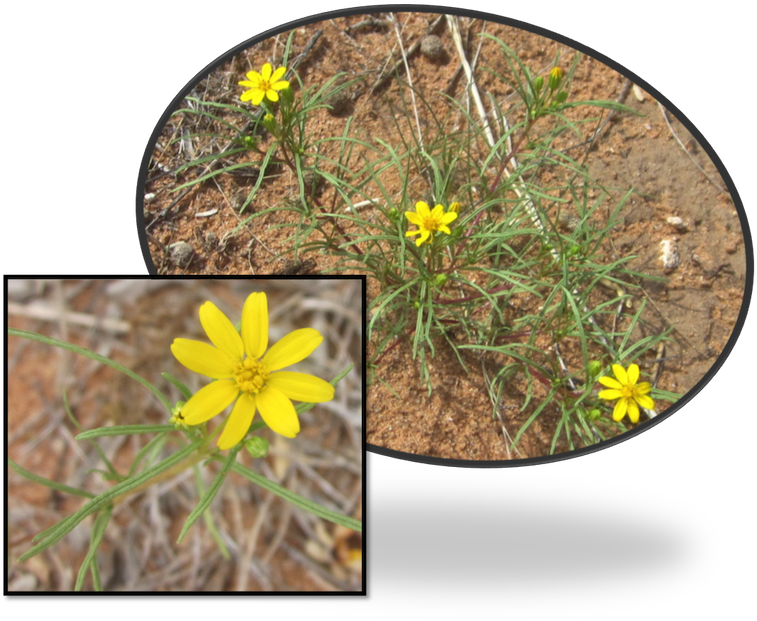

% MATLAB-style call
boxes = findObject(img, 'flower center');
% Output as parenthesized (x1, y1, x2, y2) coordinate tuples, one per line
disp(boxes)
(620, 385, 635, 399)
(422, 215, 442, 232)
(257, 77, 273, 92)
(234, 357, 269, 394)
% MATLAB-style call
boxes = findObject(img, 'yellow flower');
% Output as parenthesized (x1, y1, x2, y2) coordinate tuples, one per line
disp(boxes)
(239, 63, 290, 106)
(171, 292, 334, 449)
(404, 201, 458, 246)
(597, 363, 655, 424)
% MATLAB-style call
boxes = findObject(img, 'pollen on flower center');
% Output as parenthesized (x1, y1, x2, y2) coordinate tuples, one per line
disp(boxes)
(423, 216, 441, 231)
(234, 357, 269, 394)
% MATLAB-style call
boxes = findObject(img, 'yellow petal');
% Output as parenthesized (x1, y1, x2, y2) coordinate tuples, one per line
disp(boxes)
(272, 80, 289, 91)
(405, 229, 422, 238)
(266, 89, 279, 102)
(415, 201, 431, 218)
(635, 381, 652, 395)
(598, 375, 622, 389)
(263, 328, 323, 371)
(217, 393, 256, 449)
(405, 212, 423, 225)
(245, 70, 261, 82)
(441, 211, 458, 225)
(261, 63, 272, 80)
(598, 389, 622, 401)
(271, 66, 287, 82)
(251, 89, 265, 105)
(267, 372, 334, 402)
(431, 204, 444, 219)
(417, 230, 431, 245)
(241, 292, 268, 359)
(627, 400, 640, 423)
(182, 380, 239, 425)
(627, 363, 640, 385)
(438, 225, 451, 235)
(636, 394, 655, 410)
(612, 364, 628, 385)
(199, 301, 244, 361)
(171, 338, 237, 378)
(256, 385, 300, 437)
(612, 398, 627, 422)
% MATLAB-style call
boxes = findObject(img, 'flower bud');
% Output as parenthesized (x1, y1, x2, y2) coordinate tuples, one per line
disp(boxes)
(262, 113, 277, 134)
(555, 91, 568, 104)
(434, 273, 448, 287)
(549, 66, 563, 91)
(448, 202, 461, 213)
(587, 360, 603, 379)
(533, 76, 544, 94)
(244, 436, 270, 458)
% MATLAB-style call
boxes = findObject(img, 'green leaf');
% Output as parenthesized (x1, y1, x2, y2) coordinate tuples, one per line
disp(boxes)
(9, 458, 95, 499)
(76, 425, 176, 440)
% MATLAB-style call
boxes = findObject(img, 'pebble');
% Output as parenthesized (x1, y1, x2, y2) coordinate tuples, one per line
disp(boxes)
(420, 35, 445, 60)
(659, 238, 680, 269)
(169, 241, 194, 268)
(666, 216, 687, 231)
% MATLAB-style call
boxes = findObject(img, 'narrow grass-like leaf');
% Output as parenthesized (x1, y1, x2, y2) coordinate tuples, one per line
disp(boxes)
(8, 328, 173, 412)
(177, 446, 241, 544)
(74, 504, 113, 591)
(18, 438, 204, 562)
(76, 425, 176, 440)
(9, 458, 95, 499)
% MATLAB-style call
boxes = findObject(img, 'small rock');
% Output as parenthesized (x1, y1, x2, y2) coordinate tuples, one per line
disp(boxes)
(666, 216, 687, 231)
(558, 212, 581, 232)
(170, 241, 194, 268)
(420, 35, 445, 61)
(659, 238, 680, 269)
(326, 89, 352, 116)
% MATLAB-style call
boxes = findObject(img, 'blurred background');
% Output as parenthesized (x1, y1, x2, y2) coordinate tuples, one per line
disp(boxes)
(7, 278, 363, 592)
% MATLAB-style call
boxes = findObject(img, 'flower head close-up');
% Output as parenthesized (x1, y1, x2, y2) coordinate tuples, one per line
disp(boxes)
(404, 201, 458, 246)
(171, 292, 334, 449)
(239, 63, 290, 106)
(597, 363, 655, 424)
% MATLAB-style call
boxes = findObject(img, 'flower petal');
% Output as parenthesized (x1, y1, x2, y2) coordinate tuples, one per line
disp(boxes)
(627, 363, 640, 385)
(241, 292, 268, 360)
(251, 89, 265, 105)
(598, 376, 622, 389)
(267, 372, 334, 402)
(598, 389, 622, 401)
(612, 364, 628, 385)
(635, 381, 652, 395)
(261, 63, 272, 80)
(263, 328, 323, 371)
(245, 70, 261, 82)
(438, 225, 451, 235)
(431, 204, 444, 218)
(405, 211, 423, 225)
(612, 398, 628, 422)
(627, 399, 640, 423)
(171, 338, 237, 378)
(405, 229, 422, 238)
(181, 380, 239, 425)
(256, 385, 300, 438)
(636, 393, 655, 410)
(415, 201, 430, 218)
(441, 211, 458, 225)
(199, 301, 244, 361)
(217, 393, 256, 449)
(417, 230, 431, 245)
(266, 89, 279, 102)
(272, 80, 290, 91)
(271, 66, 287, 82)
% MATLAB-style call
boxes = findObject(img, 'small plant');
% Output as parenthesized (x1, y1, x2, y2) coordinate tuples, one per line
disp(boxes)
(148, 19, 681, 457)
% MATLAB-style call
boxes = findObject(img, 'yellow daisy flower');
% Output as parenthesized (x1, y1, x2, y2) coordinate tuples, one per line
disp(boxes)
(404, 201, 458, 246)
(597, 363, 655, 424)
(171, 292, 334, 449)
(238, 63, 290, 106)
